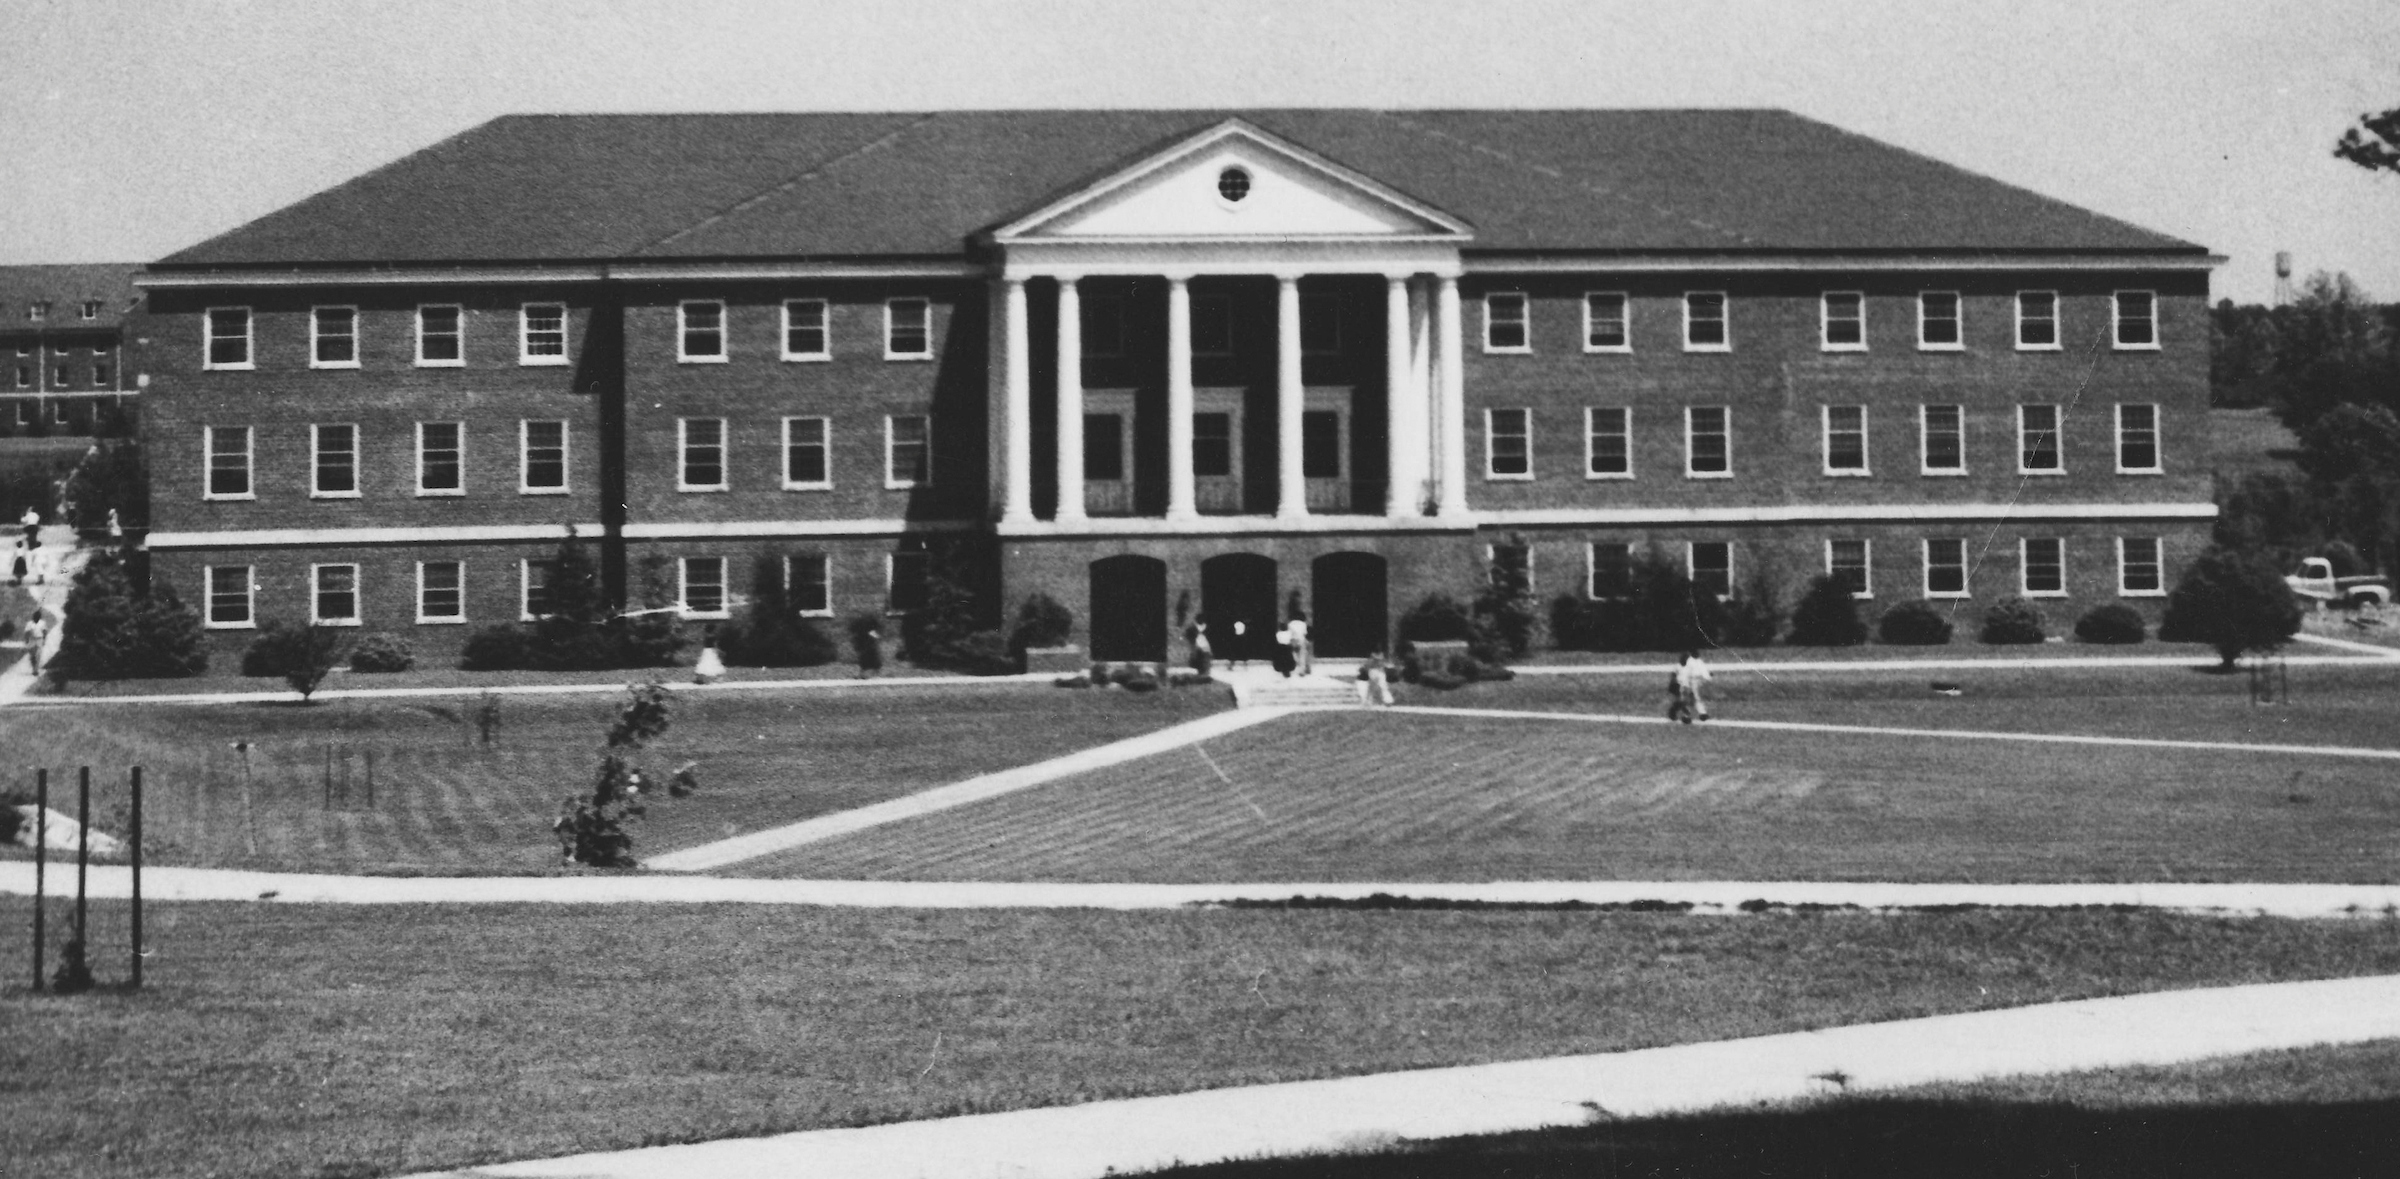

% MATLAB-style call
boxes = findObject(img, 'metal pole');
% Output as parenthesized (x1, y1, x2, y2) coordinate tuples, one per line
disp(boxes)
(366, 749, 375, 810)
(75, 768, 89, 957)
(130, 766, 143, 989)
(32, 769, 45, 992)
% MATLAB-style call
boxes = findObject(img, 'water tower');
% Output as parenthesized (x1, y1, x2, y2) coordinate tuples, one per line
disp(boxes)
(2274, 251, 2294, 307)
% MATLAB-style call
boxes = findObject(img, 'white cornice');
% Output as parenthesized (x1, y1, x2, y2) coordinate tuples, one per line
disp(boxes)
(606, 261, 982, 282)
(1480, 503, 2218, 527)
(137, 260, 982, 289)
(622, 519, 979, 540)
(146, 523, 597, 549)
(1463, 253, 2226, 275)
(999, 515, 1478, 538)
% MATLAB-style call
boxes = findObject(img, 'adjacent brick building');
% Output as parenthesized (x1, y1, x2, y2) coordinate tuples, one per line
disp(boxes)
(0, 263, 142, 437)
(136, 111, 2218, 663)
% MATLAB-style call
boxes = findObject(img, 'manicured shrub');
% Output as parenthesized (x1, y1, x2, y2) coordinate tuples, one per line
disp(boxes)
(2074, 603, 2147, 645)
(53, 553, 206, 678)
(1396, 594, 1501, 662)
(1979, 596, 2048, 645)
(944, 628, 1017, 676)
(1720, 570, 1784, 648)
(1474, 538, 1541, 656)
(242, 621, 346, 700)
(2160, 546, 2304, 668)
(459, 624, 533, 671)
(1785, 575, 1868, 646)
(716, 554, 839, 668)
(900, 535, 1001, 669)
(1008, 593, 1075, 662)
(348, 632, 416, 672)
(1877, 600, 1955, 645)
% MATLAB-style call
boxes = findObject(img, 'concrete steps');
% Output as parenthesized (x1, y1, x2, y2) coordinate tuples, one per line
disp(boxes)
(1228, 671, 1359, 710)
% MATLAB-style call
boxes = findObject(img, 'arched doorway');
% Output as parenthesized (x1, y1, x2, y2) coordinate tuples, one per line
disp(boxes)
(1200, 552, 1279, 664)
(1089, 555, 1168, 661)
(1311, 551, 1388, 657)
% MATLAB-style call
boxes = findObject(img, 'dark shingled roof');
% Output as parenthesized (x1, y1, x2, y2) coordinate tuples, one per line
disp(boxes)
(157, 110, 2201, 268)
(0, 263, 145, 332)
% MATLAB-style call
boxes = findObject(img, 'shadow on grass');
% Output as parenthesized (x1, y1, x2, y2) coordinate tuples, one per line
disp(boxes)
(1149, 1095, 2400, 1178)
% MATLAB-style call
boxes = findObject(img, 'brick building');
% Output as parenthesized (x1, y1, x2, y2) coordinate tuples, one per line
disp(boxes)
(136, 111, 2217, 663)
(0, 263, 142, 437)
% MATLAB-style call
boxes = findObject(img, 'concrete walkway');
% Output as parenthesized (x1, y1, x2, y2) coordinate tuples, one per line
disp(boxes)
(0, 545, 82, 707)
(2291, 630, 2400, 659)
(402, 972, 2400, 1179)
(1514, 649, 2400, 675)
(11, 862, 2397, 918)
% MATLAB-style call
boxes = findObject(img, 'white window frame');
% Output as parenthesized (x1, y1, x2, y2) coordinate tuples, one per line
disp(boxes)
(782, 415, 832, 490)
(2018, 404, 2064, 476)
(310, 563, 363, 627)
(1919, 404, 1967, 476)
(2118, 537, 2166, 598)
(678, 556, 730, 620)
(1682, 291, 1730, 352)
(781, 298, 830, 362)
(1587, 541, 1634, 598)
(678, 417, 729, 493)
(203, 425, 254, 501)
(1584, 406, 1632, 480)
(415, 304, 465, 368)
(1826, 539, 1873, 599)
(1582, 291, 1630, 353)
(1482, 292, 1531, 354)
(885, 414, 931, 489)
(519, 302, 569, 366)
(1923, 538, 1971, 599)
(416, 421, 465, 497)
(2115, 403, 2163, 474)
(1684, 405, 1732, 479)
(2016, 290, 2061, 351)
(2020, 537, 2067, 598)
(2113, 289, 2159, 351)
(678, 300, 727, 363)
(884, 297, 932, 361)
(519, 419, 569, 495)
(519, 559, 552, 622)
(309, 305, 360, 370)
(1820, 291, 1867, 352)
(1688, 541, 1733, 601)
(203, 564, 255, 630)
(310, 423, 361, 499)
(1822, 405, 1870, 476)
(786, 552, 834, 618)
(80, 300, 99, 321)
(204, 306, 253, 371)
(1917, 290, 1963, 351)
(1484, 407, 1534, 481)
(415, 560, 466, 625)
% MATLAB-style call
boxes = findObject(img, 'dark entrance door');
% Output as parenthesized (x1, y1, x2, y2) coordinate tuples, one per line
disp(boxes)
(1088, 555, 1168, 661)
(1200, 552, 1279, 664)
(1311, 551, 1388, 657)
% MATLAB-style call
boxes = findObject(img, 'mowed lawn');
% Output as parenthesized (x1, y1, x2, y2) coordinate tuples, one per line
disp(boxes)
(749, 680, 2400, 883)
(0, 685, 1227, 873)
(9, 899, 2400, 1179)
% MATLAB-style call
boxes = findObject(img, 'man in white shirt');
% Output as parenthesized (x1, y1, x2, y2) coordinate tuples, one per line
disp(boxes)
(1670, 650, 1712, 723)
(1286, 613, 1311, 676)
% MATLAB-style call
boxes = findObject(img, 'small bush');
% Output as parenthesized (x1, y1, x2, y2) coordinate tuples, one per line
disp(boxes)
(1397, 594, 1502, 663)
(944, 628, 1017, 676)
(348, 632, 415, 672)
(242, 621, 345, 700)
(718, 615, 839, 668)
(1877, 600, 1955, 645)
(1008, 593, 1075, 662)
(460, 624, 534, 671)
(1785, 575, 1869, 647)
(2074, 603, 2148, 645)
(2160, 546, 2305, 668)
(1979, 596, 2048, 645)
(1719, 580, 1784, 648)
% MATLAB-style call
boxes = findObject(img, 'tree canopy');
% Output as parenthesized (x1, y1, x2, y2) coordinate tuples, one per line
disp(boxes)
(2336, 108, 2400, 175)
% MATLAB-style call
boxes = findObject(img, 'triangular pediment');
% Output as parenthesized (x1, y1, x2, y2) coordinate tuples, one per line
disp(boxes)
(994, 120, 1471, 243)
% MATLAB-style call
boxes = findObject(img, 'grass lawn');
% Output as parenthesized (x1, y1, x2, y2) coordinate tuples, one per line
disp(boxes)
(1510, 637, 2236, 667)
(748, 672, 2400, 883)
(31, 657, 999, 698)
(2210, 404, 2303, 480)
(0, 684, 1228, 874)
(8, 900, 2400, 1179)
(1144, 1041, 2400, 1178)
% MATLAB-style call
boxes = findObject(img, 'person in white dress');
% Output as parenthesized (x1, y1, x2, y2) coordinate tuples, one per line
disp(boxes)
(1669, 650, 1712, 723)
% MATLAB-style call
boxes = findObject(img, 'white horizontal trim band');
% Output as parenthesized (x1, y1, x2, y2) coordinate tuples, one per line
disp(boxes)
(999, 514, 1478, 538)
(146, 523, 599, 549)
(622, 518, 979, 540)
(1464, 253, 2225, 274)
(606, 261, 982, 281)
(139, 261, 981, 289)
(1481, 502, 2218, 527)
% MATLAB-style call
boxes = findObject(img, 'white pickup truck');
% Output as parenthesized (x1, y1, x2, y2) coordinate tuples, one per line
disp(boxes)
(2285, 557, 2394, 607)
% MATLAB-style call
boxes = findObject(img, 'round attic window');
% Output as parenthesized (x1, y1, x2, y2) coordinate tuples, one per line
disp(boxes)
(1217, 166, 1252, 203)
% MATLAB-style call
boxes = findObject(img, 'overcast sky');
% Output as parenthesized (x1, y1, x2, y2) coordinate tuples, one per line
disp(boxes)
(3, 0, 2394, 304)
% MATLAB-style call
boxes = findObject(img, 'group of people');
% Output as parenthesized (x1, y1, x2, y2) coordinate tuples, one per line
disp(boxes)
(1188, 612, 1315, 677)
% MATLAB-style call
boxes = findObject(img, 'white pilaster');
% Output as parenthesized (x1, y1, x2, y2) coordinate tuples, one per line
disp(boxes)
(1383, 275, 1419, 517)
(1001, 277, 1034, 524)
(1411, 279, 1432, 515)
(1435, 275, 1469, 517)
(1165, 275, 1198, 522)
(1055, 277, 1086, 524)
(1275, 275, 1308, 520)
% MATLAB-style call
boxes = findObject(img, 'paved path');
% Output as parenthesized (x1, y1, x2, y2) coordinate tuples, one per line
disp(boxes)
(0, 545, 83, 707)
(403, 973, 2400, 1179)
(648, 707, 1292, 871)
(11, 863, 2396, 918)
(1514, 649, 2400, 675)
(2292, 631, 2400, 659)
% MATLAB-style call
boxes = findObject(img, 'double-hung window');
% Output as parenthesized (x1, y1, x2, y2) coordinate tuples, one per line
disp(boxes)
(2116, 404, 2161, 473)
(2022, 538, 2066, 596)
(2019, 405, 2063, 473)
(1585, 407, 1631, 478)
(2114, 290, 2157, 349)
(1685, 406, 1731, 477)
(1485, 408, 1532, 479)
(417, 422, 463, 495)
(205, 426, 252, 499)
(1918, 291, 1962, 350)
(521, 420, 567, 493)
(1589, 542, 1633, 597)
(205, 565, 254, 629)
(1823, 406, 1869, 474)
(312, 564, 361, 626)
(1483, 293, 1529, 352)
(1821, 291, 1866, 351)
(1828, 539, 1872, 598)
(205, 307, 252, 370)
(1583, 292, 1629, 352)
(783, 417, 830, 489)
(1689, 542, 1733, 600)
(311, 306, 358, 368)
(2016, 291, 2059, 350)
(521, 560, 556, 620)
(787, 552, 833, 617)
(2119, 537, 2165, 596)
(887, 549, 931, 613)
(521, 303, 568, 365)
(782, 299, 829, 361)
(679, 557, 729, 619)
(417, 304, 464, 366)
(1921, 405, 1965, 474)
(885, 298, 931, 360)
(312, 424, 359, 497)
(1192, 412, 1234, 477)
(886, 415, 930, 487)
(679, 418, 727, 491)
(1683, 292, 1729, 351)
(1924, 538, 1969, 597)
(679, 300, 726, 362)
(417, 561, 465, 624)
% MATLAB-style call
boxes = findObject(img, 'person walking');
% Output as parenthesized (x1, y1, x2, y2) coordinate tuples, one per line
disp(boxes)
(23, 614, 46, 674)
(1668, 649, 1712, 724)
(1188, 619, 1213, 674)
(1285, 611, 1311, 676)
(693, 627, 725, 685)
(1356, 649, 1395, 706)
(1229, 619, 1248, 671)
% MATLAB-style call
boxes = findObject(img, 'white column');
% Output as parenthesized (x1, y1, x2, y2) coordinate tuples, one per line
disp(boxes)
(1383, 275, 1419, 517)
(1275, 274, 1308, 520)
(1054, 277, 1086, 524)
(1435, 275, 1469, 517)
(1411, 279, 1432, 513)
(1000, 277, 1034, 524)
(1165, 275, 1197, 522)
